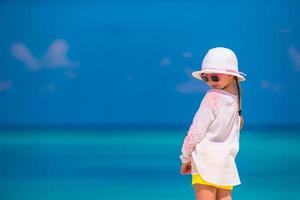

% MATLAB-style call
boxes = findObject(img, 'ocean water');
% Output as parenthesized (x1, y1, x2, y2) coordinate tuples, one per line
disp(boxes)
(0, 129, 300, 200)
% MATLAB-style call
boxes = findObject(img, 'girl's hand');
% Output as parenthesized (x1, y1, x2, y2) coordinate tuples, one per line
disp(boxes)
(180, 161, 191, 175)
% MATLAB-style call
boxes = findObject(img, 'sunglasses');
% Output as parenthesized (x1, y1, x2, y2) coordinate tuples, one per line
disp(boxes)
(200, 74, 220, 82)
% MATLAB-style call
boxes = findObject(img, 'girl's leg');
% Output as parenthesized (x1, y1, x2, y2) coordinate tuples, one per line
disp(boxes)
(216, 188, 232, 200)
(193, 184, 217, 200)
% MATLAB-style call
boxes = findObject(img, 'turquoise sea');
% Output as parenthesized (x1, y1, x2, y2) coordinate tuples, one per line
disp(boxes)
(0, 128, 300, 200)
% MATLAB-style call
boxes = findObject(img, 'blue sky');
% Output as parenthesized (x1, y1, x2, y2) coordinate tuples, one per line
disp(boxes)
(0, 1, 299, 127)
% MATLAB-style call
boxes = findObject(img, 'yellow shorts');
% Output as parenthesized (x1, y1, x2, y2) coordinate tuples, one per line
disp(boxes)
(191, 174, 233, 190)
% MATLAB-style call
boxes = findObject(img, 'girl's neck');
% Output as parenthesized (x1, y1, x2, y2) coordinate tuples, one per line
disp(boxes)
(221, 80, 238, 96)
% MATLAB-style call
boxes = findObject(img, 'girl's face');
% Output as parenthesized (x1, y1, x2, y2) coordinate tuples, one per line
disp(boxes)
(201, 73, 234, 89)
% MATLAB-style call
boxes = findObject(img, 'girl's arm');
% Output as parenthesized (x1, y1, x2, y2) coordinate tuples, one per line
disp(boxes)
(179, 92, 216, 163)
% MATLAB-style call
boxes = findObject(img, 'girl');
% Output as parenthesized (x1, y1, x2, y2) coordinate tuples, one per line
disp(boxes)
(179, 47, 247, 200)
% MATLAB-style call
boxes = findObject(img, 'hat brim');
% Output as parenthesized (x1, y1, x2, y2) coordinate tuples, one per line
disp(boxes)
(192, 69, 246, 81)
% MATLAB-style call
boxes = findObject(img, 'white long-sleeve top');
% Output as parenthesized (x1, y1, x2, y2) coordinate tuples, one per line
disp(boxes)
(179, 88, 241, 186)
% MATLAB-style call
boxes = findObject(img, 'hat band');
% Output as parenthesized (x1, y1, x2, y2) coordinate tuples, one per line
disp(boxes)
(203, 67, 238, 73)
(202, 67, 246, 76)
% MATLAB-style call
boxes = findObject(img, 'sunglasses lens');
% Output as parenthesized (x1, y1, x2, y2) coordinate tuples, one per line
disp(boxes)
(200, 75, 208, 82)
(211, 75, 219, 82)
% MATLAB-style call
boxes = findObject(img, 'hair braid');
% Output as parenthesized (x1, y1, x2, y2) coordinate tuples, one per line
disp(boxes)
(234, 76, 244, 129)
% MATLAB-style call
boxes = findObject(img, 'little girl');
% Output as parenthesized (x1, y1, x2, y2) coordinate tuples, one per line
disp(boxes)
(179, 47, 247, 200)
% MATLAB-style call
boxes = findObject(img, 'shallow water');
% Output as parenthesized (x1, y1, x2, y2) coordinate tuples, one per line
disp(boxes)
(0, 129, 300, 200)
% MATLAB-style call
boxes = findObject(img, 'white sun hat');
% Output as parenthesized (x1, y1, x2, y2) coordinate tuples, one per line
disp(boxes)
(192, 47, 247, 81)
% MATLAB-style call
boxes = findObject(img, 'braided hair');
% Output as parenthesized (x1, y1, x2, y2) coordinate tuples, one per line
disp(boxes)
(234, 76, 244, 129)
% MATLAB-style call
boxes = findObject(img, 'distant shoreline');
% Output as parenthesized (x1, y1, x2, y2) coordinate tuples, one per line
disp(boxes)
(0, 123, 299, 132)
